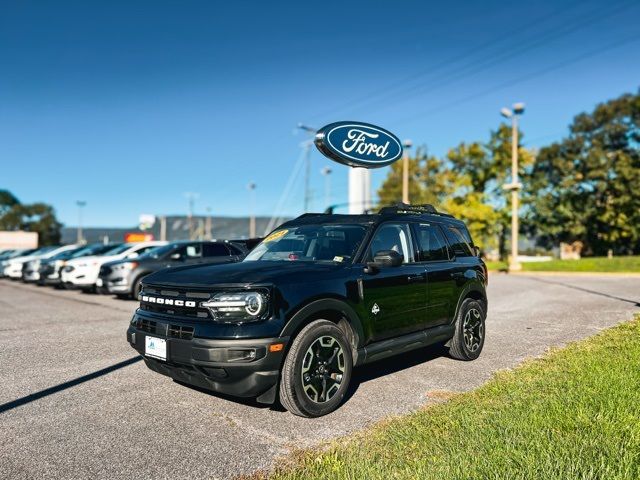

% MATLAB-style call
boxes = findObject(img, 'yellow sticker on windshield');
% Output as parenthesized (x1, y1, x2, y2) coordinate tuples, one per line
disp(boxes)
(264, 229, 288, 243)
(333, 256, 344, 262)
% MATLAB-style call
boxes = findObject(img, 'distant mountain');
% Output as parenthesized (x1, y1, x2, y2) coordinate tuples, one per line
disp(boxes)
(61, 215, 286, 244)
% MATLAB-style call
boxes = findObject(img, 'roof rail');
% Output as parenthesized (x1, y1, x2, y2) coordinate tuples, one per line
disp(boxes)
(378, 202, 453, 218)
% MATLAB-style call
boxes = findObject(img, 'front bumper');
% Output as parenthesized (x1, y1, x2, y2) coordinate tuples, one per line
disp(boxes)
(126, 315, 289, 402)
(99, 272, 132, 294)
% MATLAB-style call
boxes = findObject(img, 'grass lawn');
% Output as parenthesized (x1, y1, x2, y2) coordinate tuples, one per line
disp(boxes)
(259, 316, 640, 480)
(486, 255, 640, 273)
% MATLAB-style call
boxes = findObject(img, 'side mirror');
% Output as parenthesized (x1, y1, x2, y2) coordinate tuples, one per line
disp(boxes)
(473, 246, 481, 258)
(127, 252, 139, 259)
(373, 249, 403, 268)
(170, 252, 182, 261)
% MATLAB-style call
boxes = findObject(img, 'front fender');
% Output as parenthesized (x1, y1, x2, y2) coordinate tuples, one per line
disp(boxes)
(280, 297, 365, 350)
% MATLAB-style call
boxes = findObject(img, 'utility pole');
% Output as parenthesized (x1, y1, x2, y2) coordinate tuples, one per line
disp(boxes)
(205, 207, 212, 240)
(500, 103, 525, 272)
(401, 139, 413, 204)
(76, 200, 86, 244)
(160, 215, 167, 241)
(321, 166, 332, 211)
(184, 192, 199, 240)
(297, 123, 316, 212)
(248, 182, 256, 238)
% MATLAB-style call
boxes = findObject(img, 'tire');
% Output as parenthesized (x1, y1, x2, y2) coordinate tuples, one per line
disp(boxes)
(279, 319, 353, 418)
(448, 298, 486, 361)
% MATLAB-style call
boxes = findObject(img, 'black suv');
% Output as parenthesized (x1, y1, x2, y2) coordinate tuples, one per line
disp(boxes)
(126, 204, 487, 417)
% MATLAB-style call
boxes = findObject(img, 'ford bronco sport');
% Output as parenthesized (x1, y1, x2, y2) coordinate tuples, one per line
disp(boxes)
(126, 204, 488, 417)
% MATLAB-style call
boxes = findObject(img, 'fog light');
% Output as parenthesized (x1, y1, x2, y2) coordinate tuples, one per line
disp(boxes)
(227, 349, 257, 362)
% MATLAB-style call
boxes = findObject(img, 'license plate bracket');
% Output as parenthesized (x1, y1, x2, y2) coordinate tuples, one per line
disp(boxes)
(145, 336, 167, 361)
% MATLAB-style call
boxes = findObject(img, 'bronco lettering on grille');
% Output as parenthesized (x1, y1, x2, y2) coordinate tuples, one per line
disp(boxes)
(141, 295, 197, 308)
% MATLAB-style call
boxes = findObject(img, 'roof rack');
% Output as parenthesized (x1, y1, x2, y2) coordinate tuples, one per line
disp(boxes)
(378, 202, 453, 218)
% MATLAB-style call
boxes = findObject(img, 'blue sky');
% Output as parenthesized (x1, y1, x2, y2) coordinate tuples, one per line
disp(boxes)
(1, 0, 639, 227)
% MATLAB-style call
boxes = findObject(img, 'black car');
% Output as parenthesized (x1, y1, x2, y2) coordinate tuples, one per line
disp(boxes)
(38, 243, 123, 287)
(126, 204, 488, 417)
(100, 240, 247, 299)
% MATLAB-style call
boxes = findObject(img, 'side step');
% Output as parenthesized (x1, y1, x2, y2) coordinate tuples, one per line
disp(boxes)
(356, 324, 455, 366)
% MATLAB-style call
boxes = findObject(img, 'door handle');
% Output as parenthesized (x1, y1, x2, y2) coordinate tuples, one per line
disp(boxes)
(407, 273, 426, 283)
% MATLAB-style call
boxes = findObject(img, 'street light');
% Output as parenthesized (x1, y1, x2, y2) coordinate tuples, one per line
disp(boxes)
(500, 102, 525, 272)
(76, 201, 86, 244)
(297, 123, 316, 212)
(184, 192, 199, 240)
(247, 182, 256, 238)
(402, 139, 413, 204)
(321, 166, 332, 210)
(205, 207, 213, 240)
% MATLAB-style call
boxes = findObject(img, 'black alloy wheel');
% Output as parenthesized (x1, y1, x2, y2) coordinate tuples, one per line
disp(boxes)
(449, 298, 486, 361)
(279, 319, 353, 417)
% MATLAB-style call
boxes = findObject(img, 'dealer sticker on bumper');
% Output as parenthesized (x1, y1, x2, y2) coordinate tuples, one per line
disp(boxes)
(145, 336, 167, 361)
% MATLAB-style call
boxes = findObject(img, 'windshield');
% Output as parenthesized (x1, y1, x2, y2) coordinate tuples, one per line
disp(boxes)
(139, 243, 179, 259)
(244, 224, 367, 263)
(51, 247, 83, 261)
(101, 243, 134, 256)
(31, 246, 58, 256)
(70, 243, 123, 258)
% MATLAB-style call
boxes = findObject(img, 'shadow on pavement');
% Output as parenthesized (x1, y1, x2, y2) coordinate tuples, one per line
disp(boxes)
(344, 343, 449, 403)
(521, 276, 640, 306)
(0, 356, 143, 414)
(175, 344, 450, 413)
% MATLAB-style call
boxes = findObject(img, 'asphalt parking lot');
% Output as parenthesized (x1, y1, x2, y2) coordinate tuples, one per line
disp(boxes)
(1, 274, 639, 479)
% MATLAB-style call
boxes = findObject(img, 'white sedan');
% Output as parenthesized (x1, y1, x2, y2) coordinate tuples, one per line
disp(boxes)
(3, 246, 62, 279)
(60, 241, 166, 291)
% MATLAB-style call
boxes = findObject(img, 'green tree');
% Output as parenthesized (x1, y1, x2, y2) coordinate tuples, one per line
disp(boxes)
(377, 125, 534, 254)
(0, 191, 63, 245)
(525, 91, 640, 255)
(0, 189, 20, 216)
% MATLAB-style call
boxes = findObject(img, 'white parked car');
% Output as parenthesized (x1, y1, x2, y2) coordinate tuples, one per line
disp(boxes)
(60, 241, 167, 292)
(2, 246, 61, 279)
(22, 244, 80, 282)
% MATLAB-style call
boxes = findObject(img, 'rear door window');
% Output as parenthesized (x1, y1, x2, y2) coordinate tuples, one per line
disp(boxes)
(414, 224, 450, 261)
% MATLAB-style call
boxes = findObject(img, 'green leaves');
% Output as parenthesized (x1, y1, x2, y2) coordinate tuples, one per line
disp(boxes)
(377, 90, 640, 256)
(526, 90, 640, 255)
(0, 192, 63, 245)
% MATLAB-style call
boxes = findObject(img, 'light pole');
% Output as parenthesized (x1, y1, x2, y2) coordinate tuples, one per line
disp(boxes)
(401, 139, 413, 204)
(248, 182, 256, 238)
(297, 123, 316, 212)
(500, 102, 525, 272)
(76, 200, 86, 244)
(184, 192, 199, 240)
(321, 166, 332, 210)
(205, 207, 213, 240)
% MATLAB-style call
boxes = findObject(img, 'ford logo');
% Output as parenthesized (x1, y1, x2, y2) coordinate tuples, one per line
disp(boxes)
(314, 121, 403, 169)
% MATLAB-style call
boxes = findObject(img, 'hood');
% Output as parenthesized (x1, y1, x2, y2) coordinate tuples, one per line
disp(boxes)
(68, 254, 122, 266)
(144, 260, 347, 288)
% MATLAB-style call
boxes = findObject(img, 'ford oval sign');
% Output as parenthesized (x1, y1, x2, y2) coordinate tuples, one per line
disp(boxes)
(314, 121, 403, 169)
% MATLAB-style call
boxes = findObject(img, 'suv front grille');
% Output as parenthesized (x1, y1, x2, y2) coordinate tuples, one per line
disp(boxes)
(139, 285, 212, 319)
(136, 318, 194, 340)
(100, 265, 112, 276)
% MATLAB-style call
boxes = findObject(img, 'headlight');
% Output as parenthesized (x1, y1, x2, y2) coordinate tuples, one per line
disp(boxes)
(115, 262, 137, 270)
(201, 291, 268, 323)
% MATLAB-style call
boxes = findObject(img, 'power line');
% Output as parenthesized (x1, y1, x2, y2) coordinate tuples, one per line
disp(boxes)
(311, 0, 637, 123)
(393, 34, 640, 127)
(306, 0, 586, 123)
